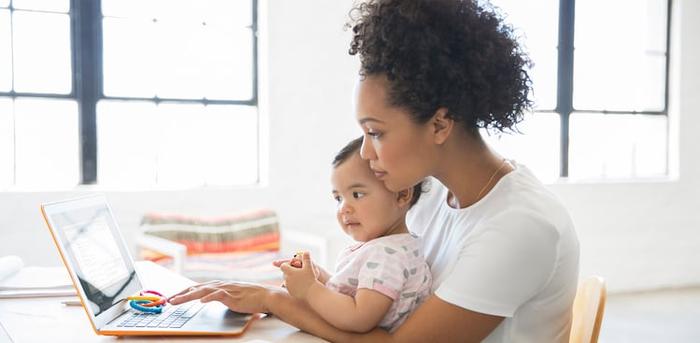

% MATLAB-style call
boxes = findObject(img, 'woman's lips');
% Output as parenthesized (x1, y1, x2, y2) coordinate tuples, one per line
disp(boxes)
(372, 170, 387, 179)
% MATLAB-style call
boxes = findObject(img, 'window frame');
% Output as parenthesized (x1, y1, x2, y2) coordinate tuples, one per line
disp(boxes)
(0, 0, 259, 185)
(553, 0, 672, 177)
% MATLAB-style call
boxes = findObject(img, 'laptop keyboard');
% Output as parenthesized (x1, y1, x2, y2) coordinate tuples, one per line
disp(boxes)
(117, 301, 205, 329)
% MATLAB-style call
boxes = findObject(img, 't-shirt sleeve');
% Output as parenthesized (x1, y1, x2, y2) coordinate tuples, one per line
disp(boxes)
(436, 211, 559, 317)
(356, 244, 407, 301)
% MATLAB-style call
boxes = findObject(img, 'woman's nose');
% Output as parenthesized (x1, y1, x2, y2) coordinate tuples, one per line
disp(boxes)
(360, 137, 377, 160)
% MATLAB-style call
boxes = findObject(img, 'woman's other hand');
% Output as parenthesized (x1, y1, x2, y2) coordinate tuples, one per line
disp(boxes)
(168, 280, 274, 314)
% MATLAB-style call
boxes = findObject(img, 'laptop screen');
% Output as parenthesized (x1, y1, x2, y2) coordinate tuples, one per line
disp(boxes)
(44, 196, 140, 317)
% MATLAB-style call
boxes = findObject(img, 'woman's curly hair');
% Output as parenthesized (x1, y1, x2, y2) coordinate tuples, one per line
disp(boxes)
(348, 0, 532, 133)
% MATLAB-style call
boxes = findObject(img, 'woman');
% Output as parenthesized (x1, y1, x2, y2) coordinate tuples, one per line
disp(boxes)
(169, 0, 580, 341)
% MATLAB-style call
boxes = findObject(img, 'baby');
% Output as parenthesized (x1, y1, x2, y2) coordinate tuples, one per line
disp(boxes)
(277, 137, 432, 333)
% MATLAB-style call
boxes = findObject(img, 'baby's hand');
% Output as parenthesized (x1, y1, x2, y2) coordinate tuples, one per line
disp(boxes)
(273, 251, 322, 276)
(279, 252, 318, 299)
(275, 252, 303, 288)
(272, 251, 305, 269)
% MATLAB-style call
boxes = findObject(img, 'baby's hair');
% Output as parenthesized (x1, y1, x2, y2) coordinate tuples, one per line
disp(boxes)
(332, 136, 424, 208)
(332, 136, 364, 168)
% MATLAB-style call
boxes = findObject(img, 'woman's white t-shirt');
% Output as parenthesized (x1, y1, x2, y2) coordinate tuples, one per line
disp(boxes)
(407, 163, 580, 343)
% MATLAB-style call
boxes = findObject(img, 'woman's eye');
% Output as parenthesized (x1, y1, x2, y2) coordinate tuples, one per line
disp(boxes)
(352, 192, 365, 199)
(366, 130, 382, 139)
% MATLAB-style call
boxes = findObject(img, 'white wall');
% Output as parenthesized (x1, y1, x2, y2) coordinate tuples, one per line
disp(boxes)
(0, 0, 698, 293)
(551, 0, 700, 292)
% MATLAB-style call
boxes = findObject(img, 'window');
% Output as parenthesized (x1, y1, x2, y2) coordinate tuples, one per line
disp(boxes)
(483, 0, 670, 181)
(0, 0, 258, 189)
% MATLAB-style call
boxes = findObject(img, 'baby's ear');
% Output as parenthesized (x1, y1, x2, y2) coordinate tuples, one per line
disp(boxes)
(396, 187, 414, 208)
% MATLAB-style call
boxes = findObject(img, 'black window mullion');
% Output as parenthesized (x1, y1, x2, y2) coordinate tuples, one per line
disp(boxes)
(101, 95, 255, 106)
(252, 0, 258, 105)
(71, 0, 102, 184)
(663, 0, 672, 115)
(252, 0, 259, 183)
(556, 0, 575, 177)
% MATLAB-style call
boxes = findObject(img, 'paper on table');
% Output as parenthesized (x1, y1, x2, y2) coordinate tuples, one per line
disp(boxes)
(0, 266, 73, 291)
(0, 255, 23, 282)
(0, 256, 73, 298)
(0, 320, 11, 343)
(0, 288, 75, 299)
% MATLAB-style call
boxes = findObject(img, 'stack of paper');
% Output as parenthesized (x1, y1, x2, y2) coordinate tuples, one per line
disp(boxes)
(0, 256, 76, 299)
(0, 255, 23, 280)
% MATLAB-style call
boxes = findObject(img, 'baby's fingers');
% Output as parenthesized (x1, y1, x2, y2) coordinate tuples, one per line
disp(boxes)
(272, 258, 292, 267)
(279, 262, 298, 274)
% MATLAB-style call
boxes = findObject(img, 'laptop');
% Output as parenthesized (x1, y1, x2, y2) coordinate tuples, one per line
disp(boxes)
(40, 194, 263, 336)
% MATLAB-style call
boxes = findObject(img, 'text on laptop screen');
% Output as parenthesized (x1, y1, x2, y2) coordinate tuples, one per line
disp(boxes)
(52, 203, 137, 316)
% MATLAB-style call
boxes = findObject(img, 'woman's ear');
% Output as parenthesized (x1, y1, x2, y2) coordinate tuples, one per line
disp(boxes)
(431, 107, 453, 145)
(396, 187, 414, 209)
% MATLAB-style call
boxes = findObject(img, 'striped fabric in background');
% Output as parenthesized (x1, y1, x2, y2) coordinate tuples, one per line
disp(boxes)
(139, 209, 283, 284)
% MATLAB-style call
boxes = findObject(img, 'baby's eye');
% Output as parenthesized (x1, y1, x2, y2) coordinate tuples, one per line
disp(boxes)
(333, 195, 342, 204)
(352, 191, 365, 199)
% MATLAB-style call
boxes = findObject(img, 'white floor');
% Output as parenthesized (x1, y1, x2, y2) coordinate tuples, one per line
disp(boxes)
(598, 287, 700, 343)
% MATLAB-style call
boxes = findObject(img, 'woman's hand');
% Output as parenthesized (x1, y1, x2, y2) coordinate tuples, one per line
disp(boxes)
(279, 252, 320, 300)
(167, 280, 274, 314)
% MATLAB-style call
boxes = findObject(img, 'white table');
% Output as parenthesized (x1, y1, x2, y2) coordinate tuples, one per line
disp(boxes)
(0, 262, 327, 343)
